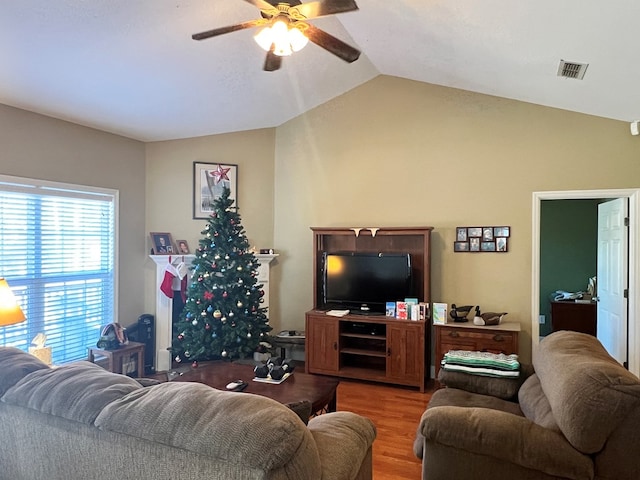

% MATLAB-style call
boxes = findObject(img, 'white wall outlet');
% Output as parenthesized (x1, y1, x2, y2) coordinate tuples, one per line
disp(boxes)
(539, 314, 546, 324)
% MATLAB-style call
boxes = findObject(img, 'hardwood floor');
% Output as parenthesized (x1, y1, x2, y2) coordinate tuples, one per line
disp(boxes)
(336, 379, 434, 480)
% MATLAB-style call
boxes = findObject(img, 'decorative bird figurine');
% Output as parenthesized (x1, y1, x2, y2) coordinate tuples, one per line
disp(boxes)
(450, 304, 474, 323)
(473, 306, 507, 326)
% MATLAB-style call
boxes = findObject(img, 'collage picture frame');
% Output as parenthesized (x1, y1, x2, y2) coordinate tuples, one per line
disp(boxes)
(454, 226, 510, 253)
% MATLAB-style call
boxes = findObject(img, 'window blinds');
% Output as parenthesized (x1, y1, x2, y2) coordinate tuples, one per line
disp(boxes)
(0, 176, 116, 364)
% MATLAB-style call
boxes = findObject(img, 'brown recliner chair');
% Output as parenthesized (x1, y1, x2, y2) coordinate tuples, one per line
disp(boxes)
(415, 331, 640, 480)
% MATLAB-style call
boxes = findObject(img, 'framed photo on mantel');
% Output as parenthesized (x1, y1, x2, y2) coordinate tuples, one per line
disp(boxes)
(150, 232, 174, 255)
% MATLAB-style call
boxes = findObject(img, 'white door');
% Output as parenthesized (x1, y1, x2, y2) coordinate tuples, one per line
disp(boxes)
(597, 198, 629, 366)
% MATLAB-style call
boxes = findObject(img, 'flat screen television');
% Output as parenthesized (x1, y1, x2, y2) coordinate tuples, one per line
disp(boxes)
(322, 251, 414, 314)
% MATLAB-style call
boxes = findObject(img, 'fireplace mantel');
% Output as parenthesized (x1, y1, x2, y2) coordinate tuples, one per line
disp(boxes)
(150, 253, 278, 372)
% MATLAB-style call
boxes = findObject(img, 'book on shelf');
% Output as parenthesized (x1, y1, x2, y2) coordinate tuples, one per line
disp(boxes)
(433, 302, 448, 324)
(396, 301, 408, 319)
(385, 302, 396, 317)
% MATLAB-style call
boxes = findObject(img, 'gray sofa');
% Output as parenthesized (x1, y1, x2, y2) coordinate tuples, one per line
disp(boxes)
(415, 331, 640, 480)
(0, 346, 376, 480)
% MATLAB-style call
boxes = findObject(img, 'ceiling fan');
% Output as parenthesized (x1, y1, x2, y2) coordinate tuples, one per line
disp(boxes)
(192, 0, 361, 72)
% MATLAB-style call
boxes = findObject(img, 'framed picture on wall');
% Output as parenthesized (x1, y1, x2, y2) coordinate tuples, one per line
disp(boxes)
(454, 241, 469, 252)
(468, 227, 482, 238)
(193, 162, 238, 219)
(456, 227, 468, 242)
(482, 227, 494, 241)
(494, 226, 511, 237)
(470, 237, 480, 252)
(481, 241, 496, 252)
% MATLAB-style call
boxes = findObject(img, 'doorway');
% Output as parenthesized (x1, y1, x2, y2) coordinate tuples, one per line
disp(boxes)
(531, 189, 640, 376)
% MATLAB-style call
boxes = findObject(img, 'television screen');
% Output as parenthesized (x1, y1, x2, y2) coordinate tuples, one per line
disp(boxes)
(322, 252, 413, 314)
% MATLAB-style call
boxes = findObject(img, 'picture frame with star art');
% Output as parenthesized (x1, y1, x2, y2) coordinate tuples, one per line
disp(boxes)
(193, 162, 238, 219)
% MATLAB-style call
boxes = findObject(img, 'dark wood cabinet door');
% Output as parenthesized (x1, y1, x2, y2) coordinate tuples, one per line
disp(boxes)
(306, 314, 339, 374)
(387, 323, 424, 383)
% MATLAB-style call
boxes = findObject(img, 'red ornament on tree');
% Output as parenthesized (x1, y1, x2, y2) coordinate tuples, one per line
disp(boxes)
(204, 291, 214, 300)
(223, 291, 228, 298)
(192, 361, 199, 368)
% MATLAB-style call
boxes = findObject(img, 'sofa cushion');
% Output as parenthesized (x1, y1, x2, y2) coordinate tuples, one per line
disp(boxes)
(0, 346, 49, 396)
(1, 361, 142, 424)
(534, 331, 640, 453)
(518, 373, 560, 432)
(414, 387, 524, 459)
(285, 399, 312, 425)
(438, 363, 534, 401)
(308, 412, 377, 479)
(428, 387, 524, 416)
(94, 381, 320, 472)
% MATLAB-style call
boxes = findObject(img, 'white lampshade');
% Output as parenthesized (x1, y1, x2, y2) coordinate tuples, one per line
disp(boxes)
(0, 278, 26, 326)
(288, 26, 309, 52)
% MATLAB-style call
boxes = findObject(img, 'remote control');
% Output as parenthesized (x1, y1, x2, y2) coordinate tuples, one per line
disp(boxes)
(225, 380, 246, 391)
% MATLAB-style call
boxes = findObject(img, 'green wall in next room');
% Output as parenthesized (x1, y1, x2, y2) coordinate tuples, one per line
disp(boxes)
(539, 199, 599, 336)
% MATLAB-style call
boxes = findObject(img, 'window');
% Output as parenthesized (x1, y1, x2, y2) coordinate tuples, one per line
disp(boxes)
(0, 175, 117, 364)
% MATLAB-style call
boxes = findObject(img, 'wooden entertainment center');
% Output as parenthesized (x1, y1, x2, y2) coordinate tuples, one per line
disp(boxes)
(305, 227, 433, 392)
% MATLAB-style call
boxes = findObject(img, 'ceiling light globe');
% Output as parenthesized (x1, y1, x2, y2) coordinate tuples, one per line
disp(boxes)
(289, 27, 309, 52)
(273, 43, 292, 57)
(254, 27, 274, 52)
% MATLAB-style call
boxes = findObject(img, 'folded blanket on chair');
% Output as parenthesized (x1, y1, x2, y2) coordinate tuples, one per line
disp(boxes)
(442, 350, 520, 378)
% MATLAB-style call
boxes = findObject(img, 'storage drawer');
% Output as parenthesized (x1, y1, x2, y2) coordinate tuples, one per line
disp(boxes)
(435, 323, 520, 377)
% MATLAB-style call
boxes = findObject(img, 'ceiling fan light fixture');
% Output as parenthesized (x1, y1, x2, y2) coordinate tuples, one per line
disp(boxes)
(288, 25, 309, 52)
(254, 26, 275, 51)
(254, 19, 308, 57)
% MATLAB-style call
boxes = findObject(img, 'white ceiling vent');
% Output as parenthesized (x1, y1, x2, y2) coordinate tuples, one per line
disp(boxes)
(557, 60, 589, 80)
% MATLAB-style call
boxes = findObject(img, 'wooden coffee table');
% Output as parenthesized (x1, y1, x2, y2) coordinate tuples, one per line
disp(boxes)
(162, 361, 339, 414)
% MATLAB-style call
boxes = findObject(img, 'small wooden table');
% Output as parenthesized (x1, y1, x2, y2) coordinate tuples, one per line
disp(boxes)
(88, 341, 145, 378)
(434, 322, 520, 378)
(551, 300, 597, 336)
(160, 361, 339, 414)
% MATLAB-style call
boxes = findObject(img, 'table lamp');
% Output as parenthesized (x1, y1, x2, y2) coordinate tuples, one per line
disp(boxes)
(0, 278, 25, 326)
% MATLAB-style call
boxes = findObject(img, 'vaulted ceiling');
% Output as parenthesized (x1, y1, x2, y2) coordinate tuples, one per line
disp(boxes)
(1, 1, 638, 142)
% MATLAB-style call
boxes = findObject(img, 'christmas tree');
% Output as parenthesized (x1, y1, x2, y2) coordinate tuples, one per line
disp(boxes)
(172, 186, 271, 364)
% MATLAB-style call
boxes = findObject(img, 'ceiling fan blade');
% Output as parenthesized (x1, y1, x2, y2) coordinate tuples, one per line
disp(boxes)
(292, 0, 358, 20)
(242, 0, 281, 10)
(304, 23, 361, 63)
(192, 19, 269, 41)
(263, 49, 282, 71)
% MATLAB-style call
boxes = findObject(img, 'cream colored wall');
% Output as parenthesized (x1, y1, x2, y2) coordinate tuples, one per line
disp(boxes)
(273, 75, 640, 364)
(144, 129, 276, 321)
(0, 103, 146, 325)
(4, 74, 636, 367)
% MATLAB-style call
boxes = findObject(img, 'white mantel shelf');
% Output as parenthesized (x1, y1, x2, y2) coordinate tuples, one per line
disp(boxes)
(150, 253, 279, 372)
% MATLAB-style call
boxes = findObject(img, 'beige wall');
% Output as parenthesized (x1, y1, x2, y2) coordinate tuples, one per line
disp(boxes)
(144, 129, 276, 318)
(5, 74, 639, 367)
(273, 75, 640, 364)
(0, 103, 146, 325)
